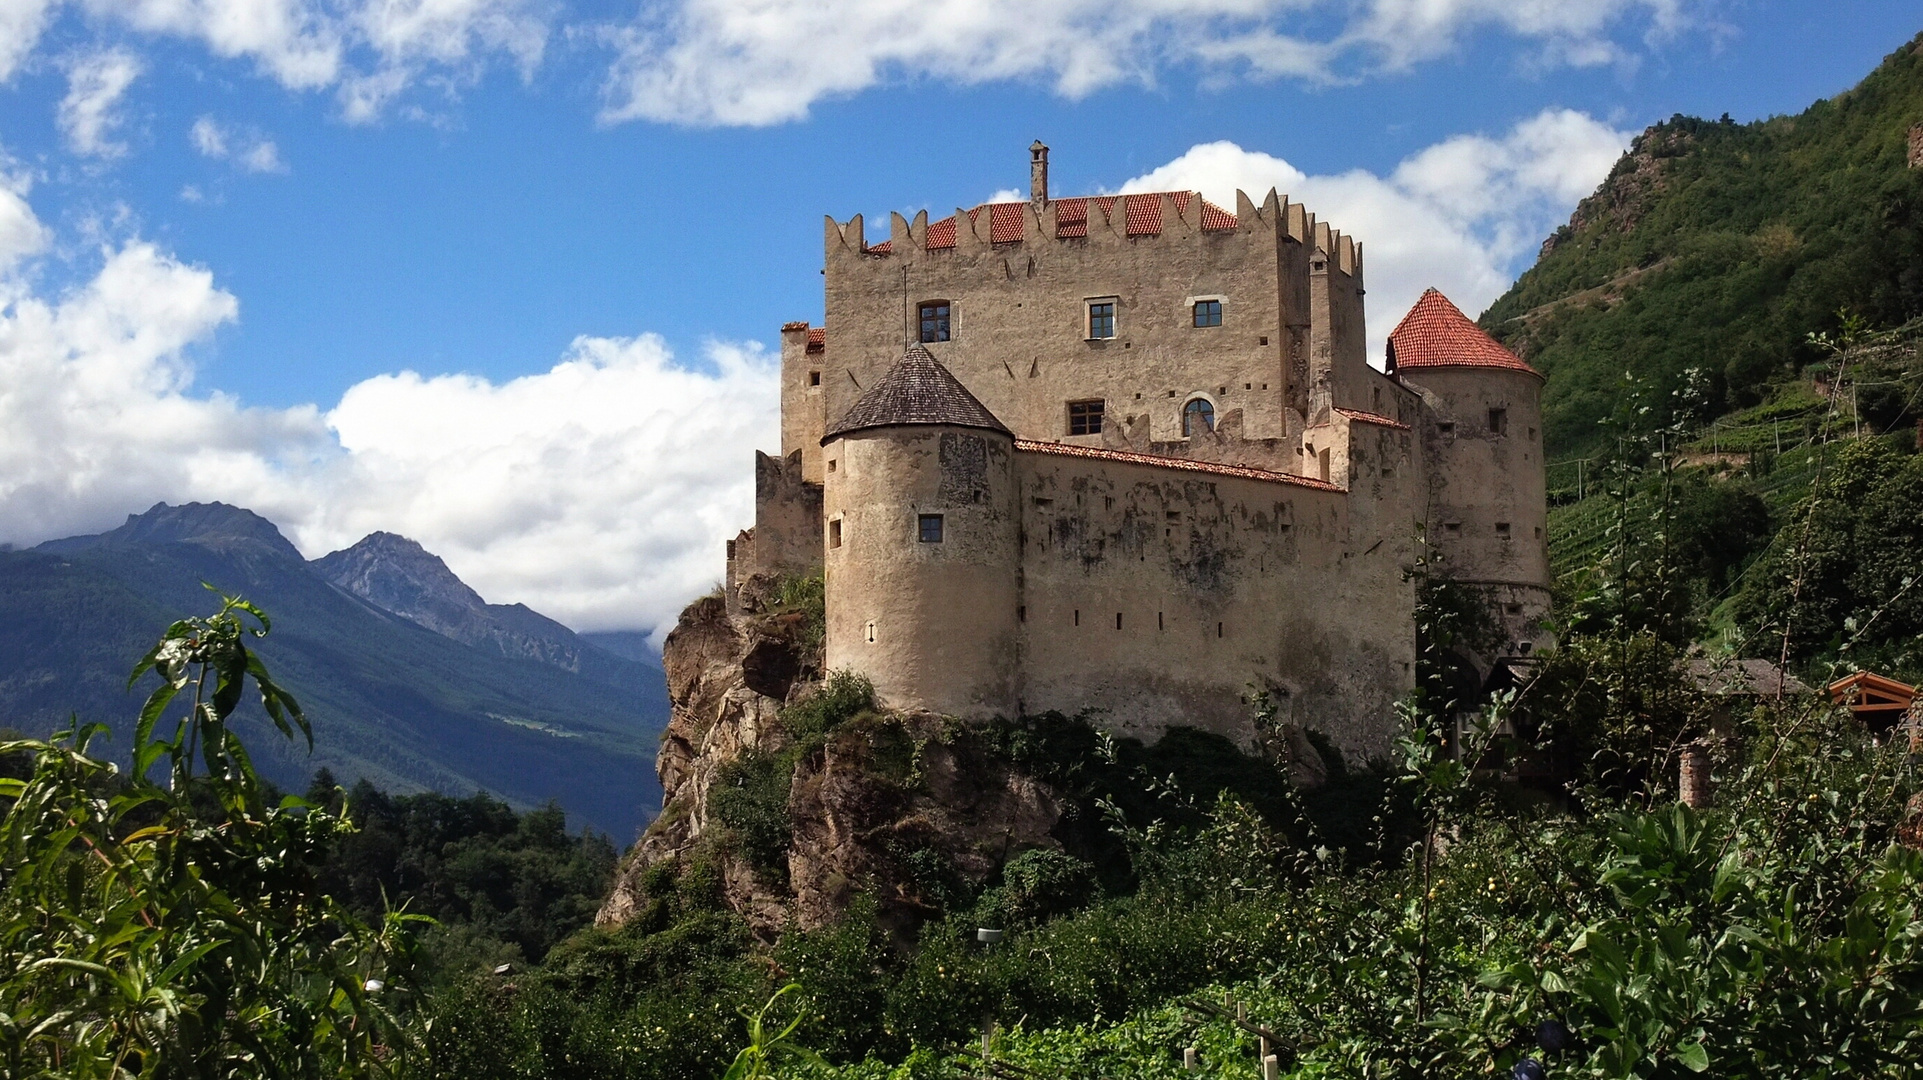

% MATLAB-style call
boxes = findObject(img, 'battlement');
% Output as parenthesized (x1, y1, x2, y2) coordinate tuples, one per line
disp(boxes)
(824, 185, 1355, 277)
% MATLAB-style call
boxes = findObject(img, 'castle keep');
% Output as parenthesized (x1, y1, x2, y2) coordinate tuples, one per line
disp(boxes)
(727, 144, 1549, 760)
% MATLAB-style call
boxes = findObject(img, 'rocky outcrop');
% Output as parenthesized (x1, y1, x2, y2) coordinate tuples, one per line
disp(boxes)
(596, 590, 1065, 938)
(1539, 121, 1699, 258)
(786, 714, 1062, 933)
(596, 593, 808, 932)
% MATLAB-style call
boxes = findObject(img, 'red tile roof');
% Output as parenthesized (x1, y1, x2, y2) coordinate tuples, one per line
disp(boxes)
(865, 240, 892, 254)
(1014, 439, 1342, 491)
(1387, 288, 1538, 376)
(806, 327, 824, 353)
(909, 192, 1238, 251)
(1333, 407, 1410, 430)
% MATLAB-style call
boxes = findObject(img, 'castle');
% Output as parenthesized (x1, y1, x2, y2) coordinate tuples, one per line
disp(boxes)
(726, 144, 1549, 761)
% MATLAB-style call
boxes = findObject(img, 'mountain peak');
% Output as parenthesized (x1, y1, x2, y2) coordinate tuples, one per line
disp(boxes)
(313, 532, 487, 617)
(37, 502, 305, 563)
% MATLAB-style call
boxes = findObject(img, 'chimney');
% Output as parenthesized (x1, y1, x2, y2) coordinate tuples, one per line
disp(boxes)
(1679, 743, 1711, 808)
(1030, 141, 1049, 208)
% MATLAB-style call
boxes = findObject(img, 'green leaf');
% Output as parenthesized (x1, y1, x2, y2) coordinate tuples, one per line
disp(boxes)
(1675, 1040, 1710, 1072)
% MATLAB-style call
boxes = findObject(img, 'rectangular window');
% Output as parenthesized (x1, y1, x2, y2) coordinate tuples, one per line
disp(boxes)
(919, 302, 950, 343)
(828, 519, 842, 548)
(1067, 399, 1104, 435)
(1192, 299, 1222, 328)
(1087, 300, 1116, 339)
(1488, 407, 1508, 435)
(918, 514, 944, 543)
(1496, 522, 1512, 536)
(1444, 521, 1462, 534)
(1437, 421, 1455, 435)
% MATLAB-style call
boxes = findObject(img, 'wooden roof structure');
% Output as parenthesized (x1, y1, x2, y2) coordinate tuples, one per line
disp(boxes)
(1827, 671, 1918, 741)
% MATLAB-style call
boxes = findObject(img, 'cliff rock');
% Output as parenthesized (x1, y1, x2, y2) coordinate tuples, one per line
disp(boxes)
(597, 589, 1064, 937)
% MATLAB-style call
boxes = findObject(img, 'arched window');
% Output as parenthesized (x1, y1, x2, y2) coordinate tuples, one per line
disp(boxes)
(1183, 398, 1215, 437)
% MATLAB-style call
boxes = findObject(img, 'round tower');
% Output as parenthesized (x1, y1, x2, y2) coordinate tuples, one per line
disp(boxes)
(820, 345, 1021, 718)
(1388, 288, 1551, 662)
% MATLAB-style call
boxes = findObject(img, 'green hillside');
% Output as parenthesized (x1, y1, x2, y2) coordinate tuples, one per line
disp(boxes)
(0, 505, 666, 839)
(1484, 33, 1923, 458)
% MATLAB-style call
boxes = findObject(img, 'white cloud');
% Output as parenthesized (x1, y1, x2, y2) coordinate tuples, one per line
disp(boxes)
(0, 0, 58, 80)
(191, 115, 288, 172)
(1118, 108, 1629, 361)
(601, 0, 1695, 126)
(0, 173, 775, 638)
(58, 48, 143, 157)
(1, 0, 549, 124)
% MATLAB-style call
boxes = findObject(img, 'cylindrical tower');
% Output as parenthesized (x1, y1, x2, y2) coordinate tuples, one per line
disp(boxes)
(821, 345, 1020, 718)
(1388, 289, 1551, 660)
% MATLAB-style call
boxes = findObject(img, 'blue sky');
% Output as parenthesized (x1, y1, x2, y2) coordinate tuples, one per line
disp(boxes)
(0, 2, 1917, 636)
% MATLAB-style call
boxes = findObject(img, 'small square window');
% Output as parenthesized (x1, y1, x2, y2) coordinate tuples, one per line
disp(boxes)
(1192, 299, 1222, 327)
(827, 459, 837, 472)
(919, 301, 950, 343)
(1067, 399, 1104, 435)
(828, 519, 842, 548)
(1488, 407, 1508, 435)
(1087, 300, 1116, 339)
(918, 514, 944, 543)
(809, 371, 821, 386)
(1437, 421, 1455, 435)
(1258, 336, 1269, 346)
(1496, 522, 1512, 536)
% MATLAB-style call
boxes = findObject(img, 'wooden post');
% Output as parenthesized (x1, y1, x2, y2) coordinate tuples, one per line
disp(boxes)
(1183, 1047, 1199, 1071)
(1263, 1054, 1280, 1080)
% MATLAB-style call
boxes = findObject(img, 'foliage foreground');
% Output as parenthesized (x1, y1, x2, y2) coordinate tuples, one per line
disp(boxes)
(3, 590, 1921, 1079)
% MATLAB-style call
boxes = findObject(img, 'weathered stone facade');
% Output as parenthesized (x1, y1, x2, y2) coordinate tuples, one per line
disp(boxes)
(728, 146, 1552, 763)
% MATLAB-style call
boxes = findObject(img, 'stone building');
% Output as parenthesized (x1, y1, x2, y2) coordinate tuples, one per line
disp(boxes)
(726, 145, 1549, 761)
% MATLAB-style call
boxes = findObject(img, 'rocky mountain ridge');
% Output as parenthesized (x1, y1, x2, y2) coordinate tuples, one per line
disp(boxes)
(314, 531, 641, 687)
(4, 501, 666, 837)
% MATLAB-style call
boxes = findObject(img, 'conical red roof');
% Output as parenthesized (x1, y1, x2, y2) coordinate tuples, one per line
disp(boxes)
(1386, 288, 1538, 376)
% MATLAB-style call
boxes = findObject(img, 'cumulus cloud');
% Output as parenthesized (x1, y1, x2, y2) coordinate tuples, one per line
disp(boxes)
(1, 0, 547, 123)
(1118, 108, 1629, 360)
(601, 0, 1694, 126)
(58, 48, 142, 157)
(0, 175, 775, 638)
(191, 115, 287, 173)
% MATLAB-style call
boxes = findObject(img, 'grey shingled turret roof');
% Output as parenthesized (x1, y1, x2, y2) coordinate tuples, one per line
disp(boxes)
(822, 344, 1011, 443)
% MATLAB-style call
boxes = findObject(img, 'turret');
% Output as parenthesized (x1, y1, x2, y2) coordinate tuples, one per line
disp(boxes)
(820, 345, 1021, 718)
(1389, 288, 1551, 660)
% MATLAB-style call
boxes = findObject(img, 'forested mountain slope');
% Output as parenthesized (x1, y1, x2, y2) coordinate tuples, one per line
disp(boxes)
(1483, 32, 1923, 457)
(0, 502, 665, 838)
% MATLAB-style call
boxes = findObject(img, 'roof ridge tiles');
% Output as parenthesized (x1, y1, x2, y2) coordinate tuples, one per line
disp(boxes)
(1333, 407, 1411, 430)
(1013, 440, 1342, 490)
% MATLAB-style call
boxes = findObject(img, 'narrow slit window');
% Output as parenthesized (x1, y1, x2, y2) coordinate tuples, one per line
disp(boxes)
(1074, 609, 1080, 626)
(1217, 622, 1224, 638)
(919, 301, 951, 343)
(1018, 605, 1026, 622)
(1067, 399, 1105, 435)
(1158, 611, 1164, 631)
(1115, 612, 1123, 629)
(1087, 300, 1116, 339)
(918, 514, 944, 543)
(865, 620, 877, 643)
(1192, 299, 1222, 328)
(828, 519, 842, 548)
